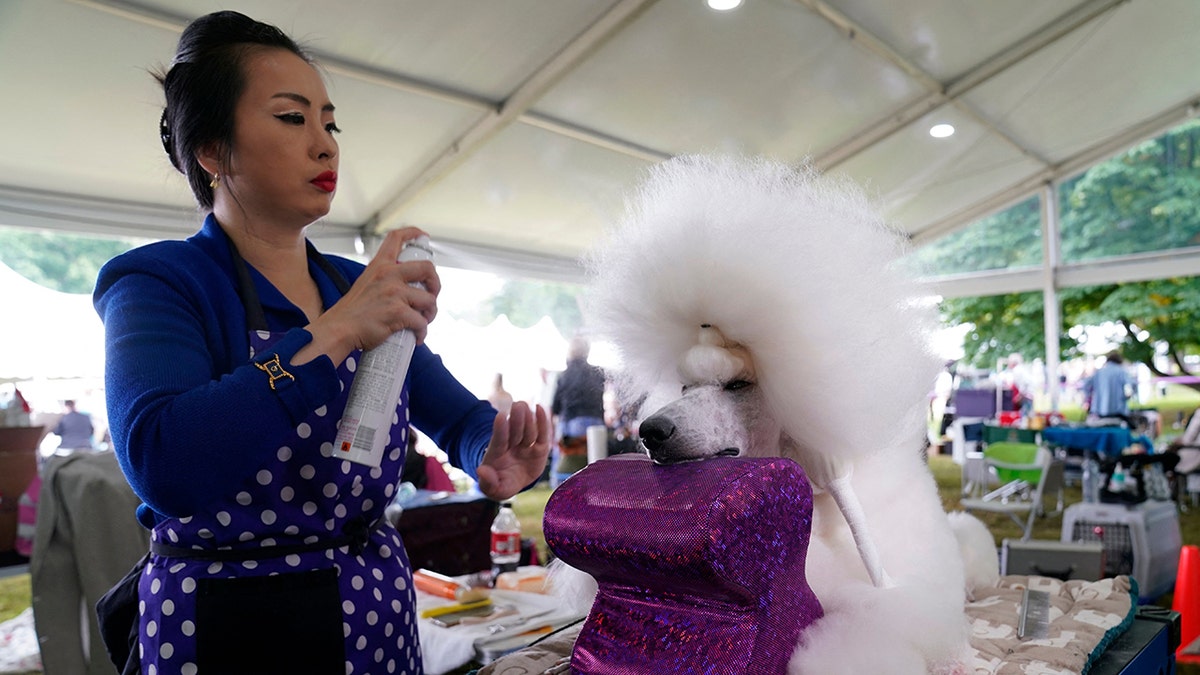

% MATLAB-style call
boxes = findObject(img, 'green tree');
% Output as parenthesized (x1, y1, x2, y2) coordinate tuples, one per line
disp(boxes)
(0, 223, 586, 341)
(1061, 121, 1200, 261)
(906, 195, 1041, 277)
(942, 291, 1059, 367)
(0, 227, 141, 294)
(934, 120, 1200, 383)
(1070, 278, 1200, 378)
(486, 278, 584, 337)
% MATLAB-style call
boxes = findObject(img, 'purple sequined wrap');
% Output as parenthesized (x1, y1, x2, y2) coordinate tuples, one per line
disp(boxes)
(544, 454, 823, 674)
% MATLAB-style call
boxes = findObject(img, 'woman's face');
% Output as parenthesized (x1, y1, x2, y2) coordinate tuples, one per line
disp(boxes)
(223, 47, 340, 228)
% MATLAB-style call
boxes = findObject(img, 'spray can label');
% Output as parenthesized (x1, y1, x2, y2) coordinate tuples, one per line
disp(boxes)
(333, 236, 432, 468)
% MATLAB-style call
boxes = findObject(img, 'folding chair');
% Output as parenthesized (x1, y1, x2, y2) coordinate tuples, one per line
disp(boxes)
(960, 442, 1065, 541)
(962, 426, 1039, 498)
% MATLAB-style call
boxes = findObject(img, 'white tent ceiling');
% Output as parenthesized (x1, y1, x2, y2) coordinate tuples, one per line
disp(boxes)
(2, 0, 1199, 287)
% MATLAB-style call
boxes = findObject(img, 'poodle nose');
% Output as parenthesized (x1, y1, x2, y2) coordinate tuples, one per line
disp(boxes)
(638, 415, 675, 452)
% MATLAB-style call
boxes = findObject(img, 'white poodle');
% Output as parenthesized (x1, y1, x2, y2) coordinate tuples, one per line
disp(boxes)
(550, 155, 994, 674)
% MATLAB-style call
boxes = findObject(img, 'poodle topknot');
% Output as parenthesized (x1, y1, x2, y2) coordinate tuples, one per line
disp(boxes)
(583, 154, 942, 467)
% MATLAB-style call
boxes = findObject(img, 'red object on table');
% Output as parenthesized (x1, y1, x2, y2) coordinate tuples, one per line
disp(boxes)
(997, 411, 1021, 427)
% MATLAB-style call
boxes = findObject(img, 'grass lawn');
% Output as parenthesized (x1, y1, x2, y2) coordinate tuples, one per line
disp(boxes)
(0, 573, 30, 622)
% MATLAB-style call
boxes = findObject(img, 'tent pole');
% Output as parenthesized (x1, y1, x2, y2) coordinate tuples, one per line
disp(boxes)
(1040, 183, 1063, 413)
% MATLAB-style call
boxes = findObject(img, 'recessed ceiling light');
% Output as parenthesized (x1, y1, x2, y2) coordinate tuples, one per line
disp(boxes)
(707, 0, 743, 10)
(929, 123, 955, 138)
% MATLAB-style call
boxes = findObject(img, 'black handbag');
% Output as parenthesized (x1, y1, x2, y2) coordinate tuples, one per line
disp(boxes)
(95, 552, 148, 675)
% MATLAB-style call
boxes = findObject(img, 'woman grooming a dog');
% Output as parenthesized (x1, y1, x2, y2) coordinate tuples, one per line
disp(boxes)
(94, 11, 550, 673)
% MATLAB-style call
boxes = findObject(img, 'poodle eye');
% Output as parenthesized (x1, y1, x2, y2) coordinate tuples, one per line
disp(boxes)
(724, 379, 752, 391)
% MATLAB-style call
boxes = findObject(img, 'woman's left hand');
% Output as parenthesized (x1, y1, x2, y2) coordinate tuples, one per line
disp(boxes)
(476, 402, 551, 501)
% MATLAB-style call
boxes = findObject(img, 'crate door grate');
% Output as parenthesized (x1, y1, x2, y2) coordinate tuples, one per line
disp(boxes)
(1071, 520, 1133, 577)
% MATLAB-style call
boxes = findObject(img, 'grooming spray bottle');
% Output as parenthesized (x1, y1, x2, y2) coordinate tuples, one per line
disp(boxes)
(334, 235, 434, 467)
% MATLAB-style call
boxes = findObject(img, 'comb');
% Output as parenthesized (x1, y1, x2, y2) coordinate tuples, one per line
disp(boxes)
(1017, 588, 1050, 640)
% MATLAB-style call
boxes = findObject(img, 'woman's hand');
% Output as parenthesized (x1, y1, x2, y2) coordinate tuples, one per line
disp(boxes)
(476, 402, 552, 501)
(298, 228, 440, 367)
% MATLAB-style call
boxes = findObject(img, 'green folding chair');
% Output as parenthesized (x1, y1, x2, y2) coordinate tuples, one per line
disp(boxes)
(960, 442, 1064, 540)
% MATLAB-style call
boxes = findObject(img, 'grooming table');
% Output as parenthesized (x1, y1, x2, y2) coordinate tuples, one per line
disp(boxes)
(474, 580, 1180, 675)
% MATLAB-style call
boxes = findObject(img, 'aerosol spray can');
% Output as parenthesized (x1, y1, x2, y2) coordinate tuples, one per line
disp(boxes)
(334, 235, 434, 467)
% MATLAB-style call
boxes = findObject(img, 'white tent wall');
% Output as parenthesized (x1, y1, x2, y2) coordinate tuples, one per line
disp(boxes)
(0, 261, 104, 382)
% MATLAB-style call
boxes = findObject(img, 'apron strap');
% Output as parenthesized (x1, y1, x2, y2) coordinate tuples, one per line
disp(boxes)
(227, 237, 353, 332)
(227, 236, 268, 332)
(307, 240, 352, 295)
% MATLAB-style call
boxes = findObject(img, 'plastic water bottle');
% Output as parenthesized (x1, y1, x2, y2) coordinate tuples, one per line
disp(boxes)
(334, 236, 434, 467)
(1107, 463, 1126, 495)
(490, 501, 522, 581)
(1081, 457, 1100, 503)
(383, 481, 418, 526)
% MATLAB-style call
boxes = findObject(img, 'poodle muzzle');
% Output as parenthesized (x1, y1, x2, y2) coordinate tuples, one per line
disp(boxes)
(638, 413, 739, 464)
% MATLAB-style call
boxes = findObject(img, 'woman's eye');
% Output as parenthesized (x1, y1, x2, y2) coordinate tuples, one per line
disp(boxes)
(326, 122, 342, 134)
(724, 380, 752, 391)
(276, 113, 304, 125)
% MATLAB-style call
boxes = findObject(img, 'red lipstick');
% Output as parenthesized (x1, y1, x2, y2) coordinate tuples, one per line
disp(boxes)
(311, 171, 337, 193)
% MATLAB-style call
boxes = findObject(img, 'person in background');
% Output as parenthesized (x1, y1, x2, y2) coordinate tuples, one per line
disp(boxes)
(93, 12, 550, 674)
(1167, 411, 1200, 458)
(550, 336, 607, 487)
(399, 427, 455, 493)
(1081, 350, 1137, 426)
(488, 372, 514, 415)
(605, 391, 644, 457)
(1003, 353, 1036, 418)
(1165, 409, 1200, 501)
(52, 400, 93, 451)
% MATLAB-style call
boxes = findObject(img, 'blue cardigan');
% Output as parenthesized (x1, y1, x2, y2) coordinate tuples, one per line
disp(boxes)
(94, 216, 496, 527)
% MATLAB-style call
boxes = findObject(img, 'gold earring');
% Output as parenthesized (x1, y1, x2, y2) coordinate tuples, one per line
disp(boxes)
(209, 173, 220, 189)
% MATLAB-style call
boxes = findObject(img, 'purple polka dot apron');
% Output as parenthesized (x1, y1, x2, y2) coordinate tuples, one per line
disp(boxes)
(136, 242, 423, 675)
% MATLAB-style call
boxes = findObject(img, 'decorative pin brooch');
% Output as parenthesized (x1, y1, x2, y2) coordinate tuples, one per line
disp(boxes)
(255, 354, 295, 390)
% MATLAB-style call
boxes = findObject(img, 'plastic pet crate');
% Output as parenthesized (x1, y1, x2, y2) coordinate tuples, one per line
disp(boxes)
(1061, 500, 1181, 602)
